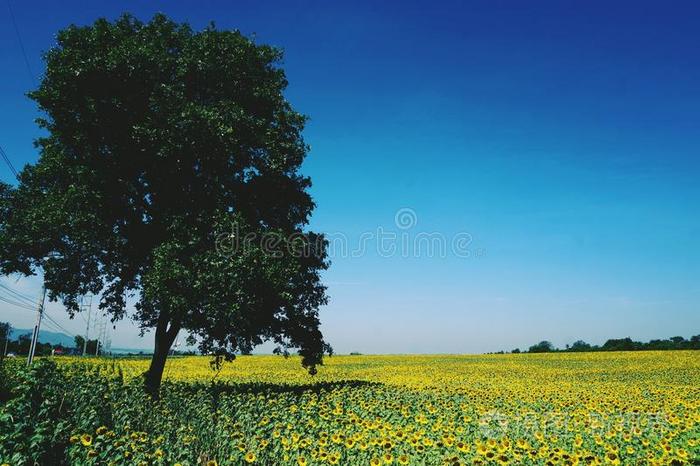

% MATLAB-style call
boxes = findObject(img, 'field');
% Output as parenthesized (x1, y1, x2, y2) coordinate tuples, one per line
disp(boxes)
(1, 351, 699, 465)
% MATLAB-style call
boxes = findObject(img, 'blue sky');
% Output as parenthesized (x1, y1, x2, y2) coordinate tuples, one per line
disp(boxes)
(1, 0, 698, 353)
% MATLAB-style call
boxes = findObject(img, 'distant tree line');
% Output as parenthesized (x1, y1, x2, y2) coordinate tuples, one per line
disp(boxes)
(73, 335, 100, 355)
(506, 335, 700, 354)
(2, 333, 79, 357)
(0, 321, 94, 358)
(0, 321, 200, 358)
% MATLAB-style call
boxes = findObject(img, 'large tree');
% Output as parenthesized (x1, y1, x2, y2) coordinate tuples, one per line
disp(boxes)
(0, 14, 329, 396)
(0, 321, 11, 360)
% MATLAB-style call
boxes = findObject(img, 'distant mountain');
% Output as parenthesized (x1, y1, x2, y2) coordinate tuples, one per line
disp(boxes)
(10, 328, 75, 348)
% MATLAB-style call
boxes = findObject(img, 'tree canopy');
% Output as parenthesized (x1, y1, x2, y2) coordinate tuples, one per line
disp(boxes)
(528, 341, 554, 353)
(0, 14, 329, 395)
(514, 336, 700, 354)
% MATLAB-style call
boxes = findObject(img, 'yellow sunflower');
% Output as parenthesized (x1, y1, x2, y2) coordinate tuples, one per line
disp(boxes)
(80, 434, 93, 447)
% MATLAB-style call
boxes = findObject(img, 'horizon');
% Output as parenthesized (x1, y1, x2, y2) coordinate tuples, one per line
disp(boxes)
(5, 325, 699, 356)
(1, 0, 699, 354)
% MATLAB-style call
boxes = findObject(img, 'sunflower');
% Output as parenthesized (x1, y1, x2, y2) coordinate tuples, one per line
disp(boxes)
(297, 456, 308, 466)
(244, 452, 257, 463)
(80, 434, 93, 447)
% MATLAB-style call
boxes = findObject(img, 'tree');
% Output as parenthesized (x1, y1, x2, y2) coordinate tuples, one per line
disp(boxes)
(602, 338, 639, 351)
(528, 341, 554, 353)
(16, 334, 32, 355)
(0, 322, 10, 341)
(569, 340, 592, 352)
(0, 14, 329, 397)
(0, 322, 11, 360)
(0, 183, 10, 213)
(669, 336, 685, 345)
(0, 183, 11, 258)
(73, 335, 98, 355)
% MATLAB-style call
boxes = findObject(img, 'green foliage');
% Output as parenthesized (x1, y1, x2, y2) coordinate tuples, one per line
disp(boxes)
(0, 321, 11, 339)
(568, 340, 592, 352)
(600, 337, 638, 351)
(2, 354, 699, 465)
(520, 335, 700, 353)
(0, 333, 72, 357)
(0, 359, 71, 465)
(74, 335, 99, 354)
(0, 183, 11, 235)
(0, 359, 140, 465)
(527, 341, 554, 353)
(600, 336, 700, 351)
(0, 13, 329, 394)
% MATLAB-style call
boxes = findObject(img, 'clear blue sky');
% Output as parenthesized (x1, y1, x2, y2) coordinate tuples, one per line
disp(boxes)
(1, 0, 698, 353)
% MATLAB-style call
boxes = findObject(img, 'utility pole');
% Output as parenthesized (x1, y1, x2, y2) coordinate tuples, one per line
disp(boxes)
(27, 284, 47, 366)
(171, 331, 181, 356)
(93, 316, 100, 356)
(2, 325, 9, 357)
(81, 295, 92, 356)
(104, 326, 112, 354)
(100, 321, 109, 355)
(94, 317, 105, 356)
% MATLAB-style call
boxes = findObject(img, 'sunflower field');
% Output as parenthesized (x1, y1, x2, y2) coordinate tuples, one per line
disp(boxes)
(1, 351, 698, 465)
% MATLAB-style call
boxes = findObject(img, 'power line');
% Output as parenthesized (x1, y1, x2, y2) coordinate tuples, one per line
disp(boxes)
(80, 295, 92, 355)
(4, 0, 34, 182)
(0, 283, 78, 338)
(43, 312, 76, 339)
(0, 299, 77, 340)
(0, 293, 36, 311)
(0, 282, 36, 305)
(0, 145, 19, 180)
(6, 0, 35, 83)
(0, 281, 41, 310)
(40, 318, 67, 335)
(26, 285, 45, 365)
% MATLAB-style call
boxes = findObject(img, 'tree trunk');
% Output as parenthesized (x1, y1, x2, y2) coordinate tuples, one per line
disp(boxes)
(144, 315, 180, 399)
